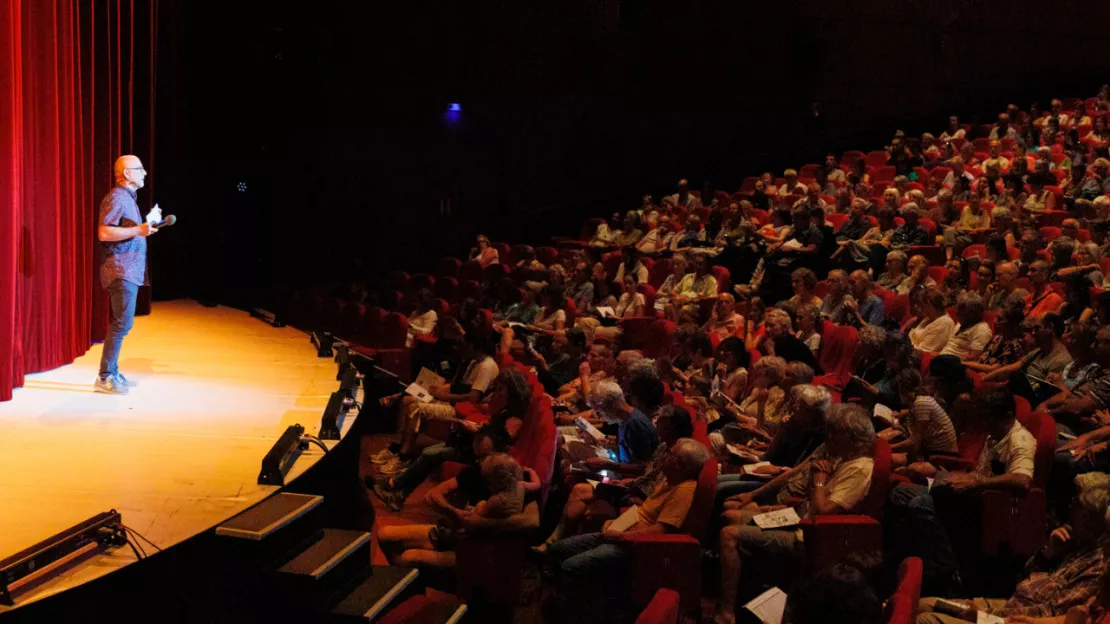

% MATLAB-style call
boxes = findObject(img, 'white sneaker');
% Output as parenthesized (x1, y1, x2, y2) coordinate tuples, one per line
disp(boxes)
(94, 376, 129, 395)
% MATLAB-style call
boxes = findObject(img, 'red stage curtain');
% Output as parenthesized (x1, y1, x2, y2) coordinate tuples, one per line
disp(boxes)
(1, 0, 157, 402)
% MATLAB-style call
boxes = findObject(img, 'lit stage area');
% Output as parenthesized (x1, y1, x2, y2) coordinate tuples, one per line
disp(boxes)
(0, 300, 348, 608)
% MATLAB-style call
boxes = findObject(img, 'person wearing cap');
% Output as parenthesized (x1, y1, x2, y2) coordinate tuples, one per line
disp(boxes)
(778, 169, 807, 197)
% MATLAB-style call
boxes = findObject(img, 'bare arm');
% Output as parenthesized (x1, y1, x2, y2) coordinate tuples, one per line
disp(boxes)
(460, 500, 541, 533)
(98, 222, 155, 242)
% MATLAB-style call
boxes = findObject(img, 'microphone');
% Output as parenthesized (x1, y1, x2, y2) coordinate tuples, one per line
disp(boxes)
(153, 215, 177, 229)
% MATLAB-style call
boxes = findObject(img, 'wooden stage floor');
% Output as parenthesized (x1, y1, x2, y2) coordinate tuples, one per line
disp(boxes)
(0, 300, 343, 606)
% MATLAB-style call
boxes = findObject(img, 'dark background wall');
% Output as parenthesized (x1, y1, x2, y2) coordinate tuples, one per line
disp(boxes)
(148, 0, 1110, 305)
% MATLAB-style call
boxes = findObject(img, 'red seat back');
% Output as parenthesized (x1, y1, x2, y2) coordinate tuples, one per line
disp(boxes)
(620, 317, 658, 350)
(817, 320, 858, 387)
(643, 319, 677, 358)
(856, 438, 892, 520)
(884, 557, 923, 624)
(436, 256, 462, 278)
(679, 456, 719, 541)
(636, 589, 680, 624)
(710, 266, 730, 294)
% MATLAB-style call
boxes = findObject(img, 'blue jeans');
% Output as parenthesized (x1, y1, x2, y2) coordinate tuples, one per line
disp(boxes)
(548, 532, 630, 623)
(99, 279, 139, 379)
(392, 443, 466, 495)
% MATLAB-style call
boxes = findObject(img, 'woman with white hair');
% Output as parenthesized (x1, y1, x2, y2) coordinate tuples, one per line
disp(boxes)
(1058, 241, 1105, 287)
(713, 403, 876, 624)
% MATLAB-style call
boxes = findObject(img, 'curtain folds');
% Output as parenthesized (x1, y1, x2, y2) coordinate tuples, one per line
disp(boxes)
(1, 0, 157, 401)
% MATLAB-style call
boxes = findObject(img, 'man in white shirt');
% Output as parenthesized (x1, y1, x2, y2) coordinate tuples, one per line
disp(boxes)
(778, 169, 808, 197)
(939, 115, 966, 141)
(942, 156, 976, 189)
(888, 387, 1035, 594)
(664, 179, 700, 209)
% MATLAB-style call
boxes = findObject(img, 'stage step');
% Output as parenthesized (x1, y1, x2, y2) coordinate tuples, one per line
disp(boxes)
(216, 492, 323, 540)
(329, 566, 420, 622)
(278, 528, 371, 580)
(374, 594, 468, 624)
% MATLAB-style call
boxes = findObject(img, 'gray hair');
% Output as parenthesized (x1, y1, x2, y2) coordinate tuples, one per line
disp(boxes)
(790, 384, 832, 417)
(886, 250, 908, 266)
(482, 453, 523, 494)
(826, 403, 876, 457)
(1072, 473, 1110, 525)
(787, 361, 815, 384)
(991, 206, 1012, 220)
(899, 203, 919, 216)
(956, 292, 985, 325)
(765, 308, 793, 332)
(672, 438, 710, 481)
(752, 355, 787, 384)
(588, 379, 625, 411)
(859, 324, 887, 350)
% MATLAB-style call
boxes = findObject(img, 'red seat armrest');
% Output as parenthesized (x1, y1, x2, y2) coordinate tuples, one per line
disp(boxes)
(929, 456, 976, 472)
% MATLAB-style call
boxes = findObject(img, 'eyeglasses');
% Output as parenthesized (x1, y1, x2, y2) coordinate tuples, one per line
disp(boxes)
(125, 167, 146, 173)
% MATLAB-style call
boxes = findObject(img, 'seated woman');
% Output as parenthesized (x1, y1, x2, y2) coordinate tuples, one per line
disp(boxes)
(546, 439, 711, 624)
(469, 234, 499, 267)
(963, 303, 1025, 376)
(938, 293, 993, 363)
(788, 267, 823, 309)
(541, 403, 692, 548)
(405, 288, 439, 348)
(371, 364, 532, 510)
(793, 303, 822, 356)
(613, 246, 649, 284)
(495, 287, 540, 325)
(713, 336, 751, 405)
(841, 325, 901, 409)
(884, 369, 958, 468)
(376, 432, 542, 569)
(530, 285, 569, 337)
(908, 288, 956, 354)
(712, 404, 876, 624)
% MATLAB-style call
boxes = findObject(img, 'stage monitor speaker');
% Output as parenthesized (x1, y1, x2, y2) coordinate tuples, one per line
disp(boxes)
(0, 510, 126, 605)
(319, 392, 346, 441)
(258, 424, 306, 486)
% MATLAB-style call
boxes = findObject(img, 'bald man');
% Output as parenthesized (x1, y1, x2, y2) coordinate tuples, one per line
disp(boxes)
(95, 155, 157, 394)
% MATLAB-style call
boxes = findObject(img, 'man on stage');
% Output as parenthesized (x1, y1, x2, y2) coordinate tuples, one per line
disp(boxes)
(95, 155, 157, 395)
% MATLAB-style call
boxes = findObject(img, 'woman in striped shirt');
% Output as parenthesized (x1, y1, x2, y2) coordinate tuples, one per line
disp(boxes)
(885, 369, 959, 468)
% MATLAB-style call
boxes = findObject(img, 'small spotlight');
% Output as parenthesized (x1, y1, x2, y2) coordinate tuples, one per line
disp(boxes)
(237, 181, 248, 193)
(447, 102, 462, 112)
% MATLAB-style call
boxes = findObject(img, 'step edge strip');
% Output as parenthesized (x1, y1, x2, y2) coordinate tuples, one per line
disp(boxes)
(360, 568, 420, 620)
(308, 532, 373, 579)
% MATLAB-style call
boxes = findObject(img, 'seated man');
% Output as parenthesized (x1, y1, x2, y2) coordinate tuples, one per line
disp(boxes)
(915, 473, 1110, 623)
(375, 335, 500, 477)
(376, 427, 541, 568)
(714, 384, 830, 508)
(702, 293, 745, 344)
(761, 308, 822, 373)
(546, 438, 711, 624)
(887, 387, 1035, 595)
(711, 403, 876, 624)
(370, 366, 534, 511)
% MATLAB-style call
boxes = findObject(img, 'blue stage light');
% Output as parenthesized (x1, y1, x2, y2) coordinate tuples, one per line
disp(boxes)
(447, 102, 462, 112)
